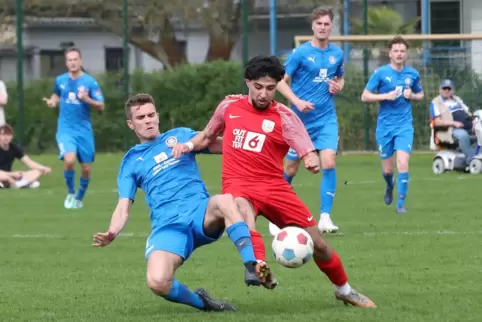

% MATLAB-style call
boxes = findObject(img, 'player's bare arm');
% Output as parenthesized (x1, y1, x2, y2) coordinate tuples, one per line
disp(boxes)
(361, 89, 398, 103)
(405, 89, 424, 101)
(78, 90, 105, 112)
(278, 105, 319, 173)
(207, 137, 223, 154)
(92, 198, 133, 247)
(43, 94, 60, 108)
(20, 155, 52, 174)
(277, 74, 314, 113)
(328, 77, 344, 94)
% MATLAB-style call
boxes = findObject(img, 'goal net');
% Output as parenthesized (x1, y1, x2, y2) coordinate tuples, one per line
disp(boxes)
(291, 34, 482, 151)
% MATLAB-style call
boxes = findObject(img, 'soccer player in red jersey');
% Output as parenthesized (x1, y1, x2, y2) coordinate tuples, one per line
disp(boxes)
(172, 56, 376, 308)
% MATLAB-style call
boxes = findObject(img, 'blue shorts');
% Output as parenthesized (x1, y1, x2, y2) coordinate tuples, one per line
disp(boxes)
(56, 133, 95, 163)
(144, 198, 222, 261)
(286, 120, 338, 161)
(376, 127, 414, 160)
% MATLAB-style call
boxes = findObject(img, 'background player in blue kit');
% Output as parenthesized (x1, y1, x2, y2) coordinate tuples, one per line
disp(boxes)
(272, 7, 344, 234)
(43, 47, 104, 209)
(92, 93, 268, 312)
(361, 36, 424, 213)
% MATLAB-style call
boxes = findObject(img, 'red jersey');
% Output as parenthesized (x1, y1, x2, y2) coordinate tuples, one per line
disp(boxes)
(206, 95, 315, 186)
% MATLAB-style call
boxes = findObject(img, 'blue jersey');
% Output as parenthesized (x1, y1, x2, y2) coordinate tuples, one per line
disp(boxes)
(54, 73, 104, 136)
(284, 42, 344, 132)
(365, 64, 422, 130)
(117, 127, 209, 228)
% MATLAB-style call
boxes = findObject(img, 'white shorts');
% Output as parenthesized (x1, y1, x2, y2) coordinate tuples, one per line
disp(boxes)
(0, 107, 5, 126)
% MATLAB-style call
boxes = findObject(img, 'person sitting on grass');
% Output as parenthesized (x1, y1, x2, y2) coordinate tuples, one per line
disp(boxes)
(0, 124, 52, 189)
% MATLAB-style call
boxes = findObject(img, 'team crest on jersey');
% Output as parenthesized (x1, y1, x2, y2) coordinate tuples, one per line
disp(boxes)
(404, 78, 412, 86)
(261, 120, 275, 133)
(329, 56, 336, 64)
(165, 136, 177, 147)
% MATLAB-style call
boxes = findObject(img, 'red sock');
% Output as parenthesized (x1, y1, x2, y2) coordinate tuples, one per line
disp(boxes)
(249, 231, 266, 261)
(314, 251, 348, 286)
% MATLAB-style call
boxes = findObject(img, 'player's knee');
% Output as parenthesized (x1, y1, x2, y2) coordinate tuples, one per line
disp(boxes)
(284, 161, 300, 177)
(63, 154, 76, 166)
(396, 154, 410, 172)
(321, 151, 336, 169)
(147, 274, 173, 297)
(80, 164, 92, 177)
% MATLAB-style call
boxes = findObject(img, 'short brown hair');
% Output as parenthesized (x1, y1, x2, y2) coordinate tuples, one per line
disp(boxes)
(311, 6, 334, 22)
(0, 123, 14, 135)
(65, 47, 82, 57)
(124, 93, 156, 118)
(388, 36, 409, 50)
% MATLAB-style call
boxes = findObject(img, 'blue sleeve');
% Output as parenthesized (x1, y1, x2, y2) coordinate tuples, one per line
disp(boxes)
(117, 156, 137, 201)
(284, 49, 302, 77)
(365, 70, 380, 93)
(53, 77, 61, 96)
(335, 54, 344, 77)
(89, 78, 104, 102)
(412, 73, 423, 93)
(429, 103, 440, 119)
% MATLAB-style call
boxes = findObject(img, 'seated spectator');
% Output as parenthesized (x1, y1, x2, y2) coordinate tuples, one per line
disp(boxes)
(429, 79, 476, 164)
(0, 124, 52, 189)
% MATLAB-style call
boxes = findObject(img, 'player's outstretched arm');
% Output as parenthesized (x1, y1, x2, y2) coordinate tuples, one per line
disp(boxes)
(207, 137, 223, 154)
(277, 75, 314, 113)
(92, 198, 132, 247)
(43, 94, 59, 109)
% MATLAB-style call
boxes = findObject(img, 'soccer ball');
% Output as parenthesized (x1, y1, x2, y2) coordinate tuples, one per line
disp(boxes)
(271, 226, 314, 268)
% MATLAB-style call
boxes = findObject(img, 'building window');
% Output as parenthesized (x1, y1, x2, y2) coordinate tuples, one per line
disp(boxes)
(430, 1, 461, 47)
(105, 48, 126, 72)
(40, 50, 65, 77)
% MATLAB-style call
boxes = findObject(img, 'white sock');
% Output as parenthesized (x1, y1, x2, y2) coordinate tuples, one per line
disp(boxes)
(335, 283, 351, 295)
(15, 179, 29, 188)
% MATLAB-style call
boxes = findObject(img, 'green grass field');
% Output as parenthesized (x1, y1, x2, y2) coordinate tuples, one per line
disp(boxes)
(2, 153, 481, 322)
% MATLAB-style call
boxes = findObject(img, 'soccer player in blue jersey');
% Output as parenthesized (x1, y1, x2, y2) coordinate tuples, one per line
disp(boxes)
(361, 36, 424, 213)
(92, 93, 269, 312)
(43, 47, 104, 209)
(271, 6, 344, 234)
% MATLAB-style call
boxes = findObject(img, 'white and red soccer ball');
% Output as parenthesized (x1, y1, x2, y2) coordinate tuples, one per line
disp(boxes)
(271, 226, 314, 268)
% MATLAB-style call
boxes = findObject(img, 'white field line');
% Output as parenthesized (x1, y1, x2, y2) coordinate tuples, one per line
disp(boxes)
(9, 230, 482, 239)
(11, 175, 479, 197)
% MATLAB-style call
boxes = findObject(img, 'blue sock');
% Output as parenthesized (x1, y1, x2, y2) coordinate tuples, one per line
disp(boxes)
(64, 170, 75, 194)
(383, 172, 394, 189)
(397, 172, 409, 208)
(283, 172, 293, 185)
(165, 280, 205, 309)
(320, 168, 337, 214)
(76, 177, 90, 201)
(226, 221, 256, 264)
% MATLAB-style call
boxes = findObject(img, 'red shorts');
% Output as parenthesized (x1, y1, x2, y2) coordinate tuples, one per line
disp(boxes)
(222, 180, 317, 229)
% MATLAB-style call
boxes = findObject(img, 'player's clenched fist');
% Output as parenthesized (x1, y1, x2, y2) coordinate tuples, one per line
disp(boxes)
(171, 143, 192, 159)
(302, 152, 320, 174)
(92, 231, 116, 247)
(403, 86, 412, 100)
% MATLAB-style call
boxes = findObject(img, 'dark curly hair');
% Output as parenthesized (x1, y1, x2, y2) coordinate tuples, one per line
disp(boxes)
(244, 56, 285, 82)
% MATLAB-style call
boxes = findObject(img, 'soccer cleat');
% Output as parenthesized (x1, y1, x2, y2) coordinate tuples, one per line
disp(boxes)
(28, 181, 40, 189)
(268, 222, 281, 236)
(244, 261, 278, 289)
(194, 288, 237, 312)
(318, 213, 339, 233)
(384, 186, 394, 205)
(335, 289, 377, 308)
(72, 199, 84, 209)
(64, 194, 76, 209)
(396, 207, 407, 214)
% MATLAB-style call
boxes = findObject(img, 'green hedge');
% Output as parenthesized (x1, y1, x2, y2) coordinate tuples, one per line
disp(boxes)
(4, 60, 481, 153)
